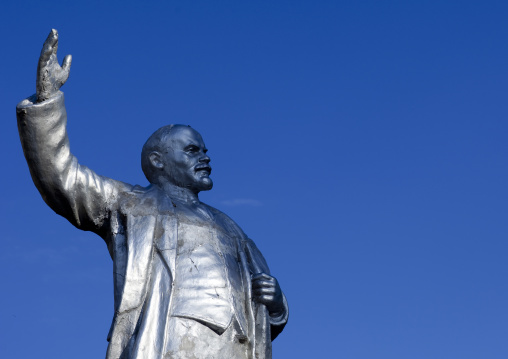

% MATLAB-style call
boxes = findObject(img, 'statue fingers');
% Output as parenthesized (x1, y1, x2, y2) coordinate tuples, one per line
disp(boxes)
(255, 294, 276, 306)
(251, 272, 273, 282)
(253, 286, 276, 298)
(252, 274, 276, 287)
(39, 29, 58, 64)
(253, 280, 275, 290)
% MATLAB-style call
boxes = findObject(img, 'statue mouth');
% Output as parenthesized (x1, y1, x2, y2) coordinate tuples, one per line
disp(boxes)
(195, 165, 212, 175)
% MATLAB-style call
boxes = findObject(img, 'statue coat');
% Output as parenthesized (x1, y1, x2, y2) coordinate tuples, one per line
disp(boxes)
(17, 92, 288, 359)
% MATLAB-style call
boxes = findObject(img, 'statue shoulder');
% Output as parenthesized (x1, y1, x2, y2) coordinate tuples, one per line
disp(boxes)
(116, 184, 164, 216)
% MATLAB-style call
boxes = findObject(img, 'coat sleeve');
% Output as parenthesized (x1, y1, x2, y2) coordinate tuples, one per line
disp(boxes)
(17, 91, 132, 237)
(245, 238, 289, 341)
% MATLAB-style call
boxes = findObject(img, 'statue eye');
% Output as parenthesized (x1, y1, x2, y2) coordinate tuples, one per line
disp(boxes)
(185, 145, 199, 153)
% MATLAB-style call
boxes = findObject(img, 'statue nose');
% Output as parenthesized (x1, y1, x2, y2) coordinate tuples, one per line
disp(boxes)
(199, 154, 210, 163)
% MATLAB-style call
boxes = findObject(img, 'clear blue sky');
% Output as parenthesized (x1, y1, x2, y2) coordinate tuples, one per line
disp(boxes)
(1, 1, 507, 358)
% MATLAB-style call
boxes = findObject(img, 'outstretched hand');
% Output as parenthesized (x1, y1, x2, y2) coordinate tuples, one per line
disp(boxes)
(251, 272, 285, 317)
(36, 29, 72, 103)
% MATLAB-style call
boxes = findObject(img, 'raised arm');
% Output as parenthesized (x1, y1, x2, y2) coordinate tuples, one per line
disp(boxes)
(17, 29, 131, 236)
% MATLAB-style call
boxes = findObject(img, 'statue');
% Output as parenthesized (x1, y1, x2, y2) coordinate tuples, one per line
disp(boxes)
(17, 29, 288, 359)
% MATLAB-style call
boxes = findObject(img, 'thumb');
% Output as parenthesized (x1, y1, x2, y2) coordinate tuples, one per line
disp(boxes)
(60, 54, 72, 85)
(62, 54, 72, 74)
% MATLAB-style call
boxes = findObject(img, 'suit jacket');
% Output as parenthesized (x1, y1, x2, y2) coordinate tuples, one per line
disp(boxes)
(17, 92, 288, 359)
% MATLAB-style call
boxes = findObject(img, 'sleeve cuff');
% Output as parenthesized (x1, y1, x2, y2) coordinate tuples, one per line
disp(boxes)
(269, 293, 289, 326)
(17, 91, 64, 113)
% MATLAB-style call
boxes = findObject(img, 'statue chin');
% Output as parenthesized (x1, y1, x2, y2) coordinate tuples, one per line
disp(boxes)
(198, 177, 213, 191)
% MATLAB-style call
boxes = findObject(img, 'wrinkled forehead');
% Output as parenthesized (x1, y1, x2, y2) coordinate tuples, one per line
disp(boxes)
(163, 126, 206, 149)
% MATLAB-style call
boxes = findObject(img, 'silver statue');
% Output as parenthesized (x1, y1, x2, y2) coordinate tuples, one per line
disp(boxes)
(17, 29, 288, 359)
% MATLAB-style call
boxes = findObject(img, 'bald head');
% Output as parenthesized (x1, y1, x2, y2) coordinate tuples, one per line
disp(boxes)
(141, 124, 178, 183)
(141, 125, 212, 192)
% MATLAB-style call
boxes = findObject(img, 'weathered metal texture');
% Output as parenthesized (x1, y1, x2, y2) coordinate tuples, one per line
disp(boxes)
(17, 29, 288, 359)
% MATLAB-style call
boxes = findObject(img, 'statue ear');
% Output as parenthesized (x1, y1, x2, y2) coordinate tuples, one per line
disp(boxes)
(149, 151, 164, 169)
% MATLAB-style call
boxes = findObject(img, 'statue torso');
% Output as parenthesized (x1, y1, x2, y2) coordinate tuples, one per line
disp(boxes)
(170, 199, 249, 336)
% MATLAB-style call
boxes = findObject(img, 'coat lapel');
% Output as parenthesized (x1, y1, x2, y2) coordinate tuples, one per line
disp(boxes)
(153, 190, 178, 280)
(107, 214, 156, 359)
(154, 214, 178, 280)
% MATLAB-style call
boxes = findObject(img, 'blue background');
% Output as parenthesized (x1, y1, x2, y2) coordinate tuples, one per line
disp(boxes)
(1, 1, 507, 358)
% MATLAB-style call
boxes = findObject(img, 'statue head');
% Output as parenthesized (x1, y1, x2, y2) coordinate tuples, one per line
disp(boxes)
(141, 125, 213, 193)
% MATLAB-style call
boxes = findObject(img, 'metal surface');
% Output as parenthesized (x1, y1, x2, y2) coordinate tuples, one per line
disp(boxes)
(17, 29, 288, 359)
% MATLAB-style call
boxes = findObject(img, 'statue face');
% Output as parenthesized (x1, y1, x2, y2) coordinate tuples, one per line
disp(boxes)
(159, 126, 213, 193)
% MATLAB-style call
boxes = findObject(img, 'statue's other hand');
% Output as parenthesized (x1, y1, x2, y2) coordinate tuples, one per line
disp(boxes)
(36, 29, 72, 103)
(251, 272, 284, 317)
